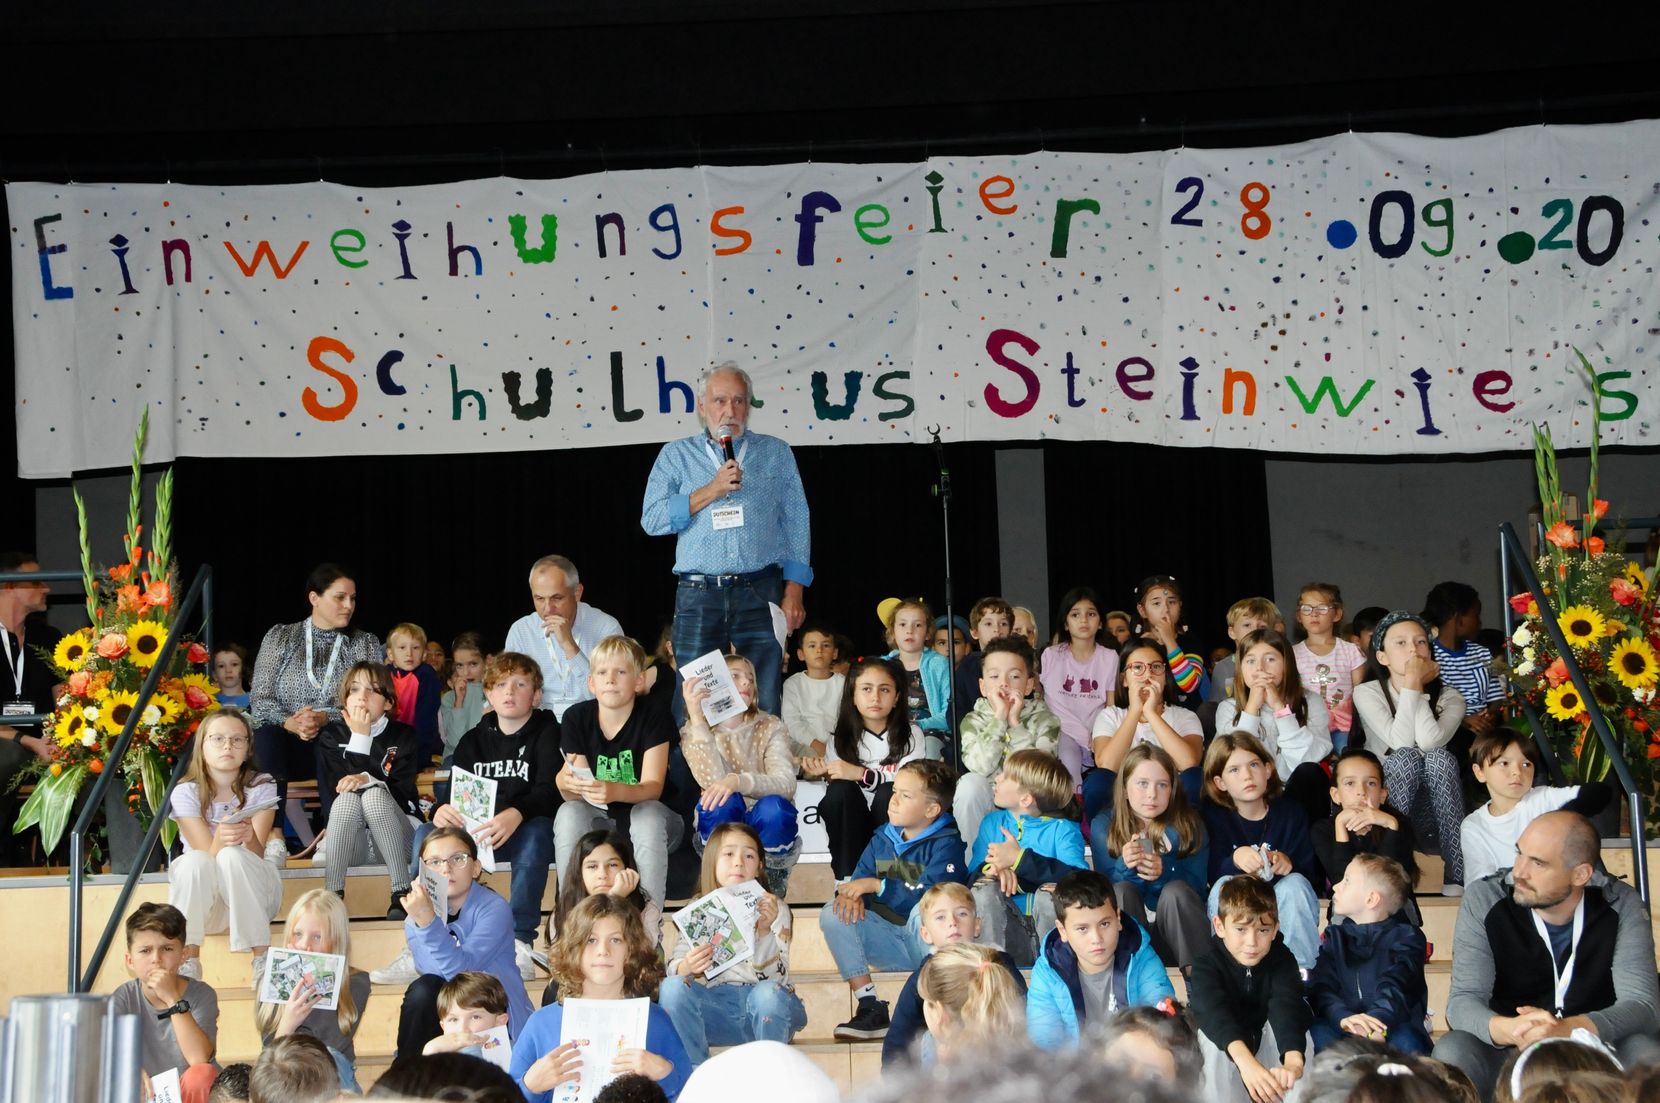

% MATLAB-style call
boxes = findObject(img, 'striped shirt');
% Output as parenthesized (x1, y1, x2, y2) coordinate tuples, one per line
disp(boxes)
(1432, 639, 1504, 712)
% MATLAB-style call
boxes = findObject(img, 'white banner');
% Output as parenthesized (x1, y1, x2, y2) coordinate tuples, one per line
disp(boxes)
(10, 121, 1659, 477)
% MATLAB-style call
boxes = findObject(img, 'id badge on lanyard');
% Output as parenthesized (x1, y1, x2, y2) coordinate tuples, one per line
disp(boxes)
(708, 437, 748, 530)
(1532, 901, 1585, 1017)
(0, 627, 29, 713)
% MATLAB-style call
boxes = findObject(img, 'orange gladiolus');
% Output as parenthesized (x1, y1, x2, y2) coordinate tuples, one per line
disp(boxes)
(145, 580, 172, 609)
(1589, 499, 1610, 521)
(108, 563, 132, 583)
(115, 585, 146, 614)
(1587, 536, 1606, 557)
(1546, 522, 1580, 549)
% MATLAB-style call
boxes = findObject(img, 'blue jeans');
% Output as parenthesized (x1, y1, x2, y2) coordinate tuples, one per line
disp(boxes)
(671, 570, 785, 720)
(695, 793, 799, 851)
(658, 977, 807, 1064)
(1312, 1019, 1430, 1055)
(1083, 765, 1202, 871)
(1207, 873, 1320, 971)
(819, 900, 927, 980)
(408, 816, 553, 946)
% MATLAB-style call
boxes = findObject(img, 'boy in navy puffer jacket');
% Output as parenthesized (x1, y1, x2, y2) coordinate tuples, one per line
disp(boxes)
(1307, 852, 1430, 1053)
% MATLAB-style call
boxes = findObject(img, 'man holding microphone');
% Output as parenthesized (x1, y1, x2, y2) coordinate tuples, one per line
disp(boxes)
(641, 361, 813, 719)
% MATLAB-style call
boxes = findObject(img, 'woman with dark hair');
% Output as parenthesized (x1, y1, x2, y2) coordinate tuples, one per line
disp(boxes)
(250, 563, 383, 846)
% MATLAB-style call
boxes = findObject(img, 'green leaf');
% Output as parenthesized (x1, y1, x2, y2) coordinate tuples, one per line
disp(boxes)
(1577, 731, 1612, 784)
(140, 750, 177, 851)
(38, 764, 89, 856)
(12, 772, 50, 833)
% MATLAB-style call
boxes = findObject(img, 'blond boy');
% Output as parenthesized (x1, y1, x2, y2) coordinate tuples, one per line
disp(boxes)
(969, 749, 1085, 965)
(1207, 598, 1282, 703)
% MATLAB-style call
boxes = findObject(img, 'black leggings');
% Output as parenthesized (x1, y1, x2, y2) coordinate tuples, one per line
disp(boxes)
(396, 973, 446, 1058)
(817, 780, 893, 879)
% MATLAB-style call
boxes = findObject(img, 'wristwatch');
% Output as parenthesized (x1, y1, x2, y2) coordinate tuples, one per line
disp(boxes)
(156, 1000, 191, 1020)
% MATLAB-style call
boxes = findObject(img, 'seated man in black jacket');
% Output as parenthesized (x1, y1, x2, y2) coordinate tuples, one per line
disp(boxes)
(1434, 810, 1660, 1101)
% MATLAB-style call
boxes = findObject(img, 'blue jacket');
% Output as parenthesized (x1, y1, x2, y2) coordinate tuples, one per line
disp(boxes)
(885, 647, 953, 734)
(405, 883, 535, 1037)
(970, 809, 1086, 916)
(1100, 823, 1209, 912)
(1308, 912, 1429, 1033)
(510, 999, 691, 1102)
(1027, 916, 1175, 1049)
(1201, 799, 1318, 887)
(853, 815, 972, 925)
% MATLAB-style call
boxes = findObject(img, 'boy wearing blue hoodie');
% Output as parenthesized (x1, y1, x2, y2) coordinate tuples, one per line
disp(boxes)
(970, 749, 1087, 966)
(1027, 869, 1175, 1049)
(1307, 853, 1429, 1054)
(822, 758, 969, 1041)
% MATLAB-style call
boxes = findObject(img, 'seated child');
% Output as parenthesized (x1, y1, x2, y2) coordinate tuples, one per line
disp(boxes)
(801, 656, 924, 879)
(660, 823, 805, 1065)
(1353, 610, 1467, 892)
(1213, 628, 1333, 827)
(385, 621, 443, 764)
(1100, 745, 1210, 972)
(820, 759, 970, 1042)
(392, 827, 534, 1058)
(1026, 869, 1175, 1050)
(1308, 853, 1430, 1055)
(1349, 607, 1388, 656)
(969, 748, 1085, 966)
(680, 653, 800, 896)
(1190, 877, 1312, 1103)
(212, 643, 252, 710)
(1104, 610, 1133, 646)
(252, 890, 370, 1092)
(421, 971, 511, 1058)
(883, 598, 953, 750)
(882, 881, 1028, 1068)
(1313, 747, 1421, 923)
(207, 1064, 250, 1103)
(110, 903, 220, 1103)
(1461, 729, 1610, 883)
(1200, 731, 1321, 970)
(931, 615, 972, 665)
(556, 635, 684, 911)
(1206, 598, 1281, 704)
(956, 636, 1061, 859)
(437, 631, 488, 769)
(1131, 576, 1211, 710)
(1085, 637, 1204, 861)
(168, 707, 282, 975)
(248, 1034, 337, 1103)
(316, 662, 421, 918)
(422, 651, 560, 976)
(1011, 606, 1040, 650)
(1292, 583, 1367, 753)
(917, 942, 1027, 1062)
(512, 895, 691, 1102)
(546, 829, 663, 952)
(780, 623, 845, 757)
(1097, 1006, 1204, 1096)
(951, 597, 1015, 732)
(1039, 587, 1121, 788)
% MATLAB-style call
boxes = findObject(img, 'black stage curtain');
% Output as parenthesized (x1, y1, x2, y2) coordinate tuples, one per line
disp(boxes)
(1041, 440, 1273, 657)
(170, 440, 1001, 666)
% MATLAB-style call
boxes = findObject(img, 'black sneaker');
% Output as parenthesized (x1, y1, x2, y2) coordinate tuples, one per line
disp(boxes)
(834, 996, 890, 1041)
(387, 891, 408, 921)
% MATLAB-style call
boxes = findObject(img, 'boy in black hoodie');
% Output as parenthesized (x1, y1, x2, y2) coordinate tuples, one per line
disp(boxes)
(1312, 747, 1422, 925)
(424, 651, 562, 976)
(1190, 876, 1311, 1103)
(1307, 853, 1429, 1055)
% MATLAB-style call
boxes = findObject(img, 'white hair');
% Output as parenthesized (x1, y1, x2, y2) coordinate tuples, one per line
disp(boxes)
(699, 361, 753, 401)
(528, 554, 579, 588)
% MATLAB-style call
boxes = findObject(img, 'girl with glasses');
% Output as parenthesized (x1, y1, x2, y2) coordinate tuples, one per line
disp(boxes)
(167, 707, 283, 979)
(392, 826, 534, 1058)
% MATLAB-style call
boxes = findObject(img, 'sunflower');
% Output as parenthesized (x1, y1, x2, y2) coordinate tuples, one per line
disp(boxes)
(1545, 682, 1587, 722)
(180, 673, 220, 705)
(54, 706, 94, 748)
(1557, 605, 1607, 649)
(97, 690, 140, 735)
(125, 620, 168, 669)
(1627, 562, 1651, 596)
(53, 630, 93, 674)
(148, 693, 184, 725)
(1611, 637, 1660, 691)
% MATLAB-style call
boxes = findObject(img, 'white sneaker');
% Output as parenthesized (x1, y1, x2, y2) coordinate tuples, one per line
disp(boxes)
(264, 835, 289, 865)
(515, 940, 546, 980)
(178, 957, 202, 981)
(310, 840, 328, 865)
(371, 947, 419, 985)
(1441, 883, 1464, 897)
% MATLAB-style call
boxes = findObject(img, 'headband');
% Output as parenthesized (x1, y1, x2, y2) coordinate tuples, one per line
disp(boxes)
(1369, 610, 1433, 652)
(1509, 1030, 1622, 1099)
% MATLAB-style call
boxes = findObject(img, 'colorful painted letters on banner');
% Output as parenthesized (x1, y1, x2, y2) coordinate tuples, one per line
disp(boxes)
(8, 122, 1658, 476)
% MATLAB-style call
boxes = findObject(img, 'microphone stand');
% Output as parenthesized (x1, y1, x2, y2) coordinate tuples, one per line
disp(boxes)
(928, 426, 961, 778)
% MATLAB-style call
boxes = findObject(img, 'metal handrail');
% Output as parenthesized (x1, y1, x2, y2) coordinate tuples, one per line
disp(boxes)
(1498, 521, 1648, 906)
(65, 565, 214, 991)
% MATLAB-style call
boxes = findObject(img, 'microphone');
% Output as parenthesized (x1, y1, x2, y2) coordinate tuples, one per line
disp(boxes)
(718, 423, 736, 463)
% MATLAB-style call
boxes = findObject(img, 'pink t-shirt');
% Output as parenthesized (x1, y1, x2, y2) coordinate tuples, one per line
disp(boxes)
(1294, 638, 1365, 733)
(1040, 642, 1121, 763)
(169, 777, 277, 853)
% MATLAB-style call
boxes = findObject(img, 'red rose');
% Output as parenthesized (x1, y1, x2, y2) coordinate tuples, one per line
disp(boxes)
(186, 642, 209, 664)
(183, 685, 213, 710)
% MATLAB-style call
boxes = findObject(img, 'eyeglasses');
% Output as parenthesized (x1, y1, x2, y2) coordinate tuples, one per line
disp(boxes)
(422, 854, 474, 871)
(1298, 604, 1337, 616)
(1126, 661, 1168, 675)
(205, 734, 249, 749)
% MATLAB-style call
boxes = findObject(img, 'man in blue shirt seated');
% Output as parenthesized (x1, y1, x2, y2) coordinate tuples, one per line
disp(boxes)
(640, 362, 812, 718)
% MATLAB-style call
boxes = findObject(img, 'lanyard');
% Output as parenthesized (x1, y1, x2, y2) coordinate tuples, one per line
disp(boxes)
(0, 626, 22, 698)
(1530, 897, 1586, 1017)
(304, 620, 344, 692)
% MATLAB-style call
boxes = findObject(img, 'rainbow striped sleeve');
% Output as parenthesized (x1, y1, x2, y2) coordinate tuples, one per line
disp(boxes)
(1167, 645, 1203, 694)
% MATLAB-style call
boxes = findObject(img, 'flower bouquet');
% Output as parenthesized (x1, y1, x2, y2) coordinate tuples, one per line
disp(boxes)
(13, 410, 218, 859)
(1504, 351, 1660, 825)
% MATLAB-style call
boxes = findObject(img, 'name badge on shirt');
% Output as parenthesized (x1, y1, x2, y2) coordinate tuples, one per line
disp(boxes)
(711, 504, 746, 530)
(2, 700, 33, 718)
